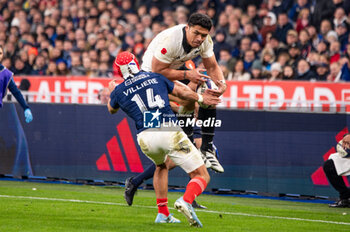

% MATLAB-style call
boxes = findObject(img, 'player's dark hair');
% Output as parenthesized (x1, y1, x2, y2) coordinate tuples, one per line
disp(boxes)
(188, 13, 212, 31)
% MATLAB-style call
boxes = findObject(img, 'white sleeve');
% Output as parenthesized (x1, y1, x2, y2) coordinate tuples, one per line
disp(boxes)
(154, 37, 175, 64)
(200, 35, 214, 58)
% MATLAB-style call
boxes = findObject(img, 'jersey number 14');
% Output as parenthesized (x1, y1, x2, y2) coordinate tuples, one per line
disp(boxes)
(131, 88, 165, 112)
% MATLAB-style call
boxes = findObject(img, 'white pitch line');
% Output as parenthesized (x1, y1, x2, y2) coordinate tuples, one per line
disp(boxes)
(1, 194, 350, 226)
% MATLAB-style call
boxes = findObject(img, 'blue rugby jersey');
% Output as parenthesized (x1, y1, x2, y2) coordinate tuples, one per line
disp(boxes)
(109, 71, 177, 133)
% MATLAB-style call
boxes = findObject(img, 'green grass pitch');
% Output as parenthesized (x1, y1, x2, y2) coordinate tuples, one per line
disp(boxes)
(1, 180, 350, 231)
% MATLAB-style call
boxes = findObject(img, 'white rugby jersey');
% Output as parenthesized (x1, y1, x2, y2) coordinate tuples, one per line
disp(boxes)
(141, 24, 214, 72)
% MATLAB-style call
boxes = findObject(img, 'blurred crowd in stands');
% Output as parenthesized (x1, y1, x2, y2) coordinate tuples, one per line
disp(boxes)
(1, 0, 350, 82)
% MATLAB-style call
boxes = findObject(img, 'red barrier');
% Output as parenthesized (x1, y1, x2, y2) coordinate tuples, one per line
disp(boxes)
(14, 76, 350, 112)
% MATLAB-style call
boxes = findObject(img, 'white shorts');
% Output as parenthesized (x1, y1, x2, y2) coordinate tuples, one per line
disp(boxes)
(137, 126, 204, 173)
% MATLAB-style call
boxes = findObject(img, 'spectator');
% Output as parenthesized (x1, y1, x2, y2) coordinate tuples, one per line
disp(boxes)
(288, 43, 301, 69)
(247, 4, 263, 29)
(71, 56, 85, 76)
(97, 62, 112, 77)
(243, 49, 256, 72)
(319, 19, 333, 40)
(216, 12, 229, 33)
(46, 60, 58, 76)
(316, 40, 329, 55)
(307, 25, 321, 49)
(288, 0, 310, 22)
(295, 8, 310, 33)
(330, 41, 342, 63)
(336, 23, 349, 51)
(98, 87, 110, 104)
(298, 29, 312, 58)
(57, 60, 70, 76)
(231, 59, 251, 81)
(0, 0, 347, 84)
(274, 12, 294, 44)
(11, 56, 32, 75)
(260, 47, 275, 72)
(333, 7, 348, 28)
(226, 18, 242, 48)
(243, 23, 260, 43)
(218, 49, 236, 72)
(218, 60, 233, 81)
(282, 65, 295, 80)
(276, 52, 290, 68)
(260, 12, 277, 45)
(236, 36, 251, 59)
(31, 55, 47, 75)
(251, 60, 265, 80)
(268, 62, 282, 81)
(213, 29, 231, 59)
(296, 59, 315, 81)
(315, 63, 330, 81)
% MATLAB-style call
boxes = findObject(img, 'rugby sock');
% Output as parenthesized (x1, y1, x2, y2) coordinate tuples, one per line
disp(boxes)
(177, 114, 194, 143)
(131, 163, 156, 187)
(198, 108, 216, 151)
(157, 198, 170, 216)
(183, 177, 207, 204)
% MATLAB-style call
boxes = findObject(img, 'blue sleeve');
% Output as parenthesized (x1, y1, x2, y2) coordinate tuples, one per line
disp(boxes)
(8, 79, 29, 110)
(109, 89, 120, 109)
(158, 74, 174, 93)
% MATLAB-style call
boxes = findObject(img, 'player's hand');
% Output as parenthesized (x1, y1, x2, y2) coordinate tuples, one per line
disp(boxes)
(108, 80, 117, 93)
(202, 90, 221, 106)
(24, 108, 33, 123)
(206, 80, 226, 97)
(186, 68, 209, 84)
(216, 80, 227, 96)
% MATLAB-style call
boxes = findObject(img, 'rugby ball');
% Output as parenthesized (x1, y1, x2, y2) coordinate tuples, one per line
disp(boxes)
(196, 78, 218, 108)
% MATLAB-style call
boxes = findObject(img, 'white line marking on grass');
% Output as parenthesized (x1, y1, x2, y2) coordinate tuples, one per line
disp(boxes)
(1, 194, 350, 226)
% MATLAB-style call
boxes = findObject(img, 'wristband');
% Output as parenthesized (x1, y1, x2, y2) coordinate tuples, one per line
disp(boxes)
(218, 79, 226, 85)
(197, 93, 203, 103)
(183, 70, 187, 80)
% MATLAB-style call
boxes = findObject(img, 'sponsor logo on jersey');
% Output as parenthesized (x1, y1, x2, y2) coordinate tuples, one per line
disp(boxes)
(161, 48, 167, 55)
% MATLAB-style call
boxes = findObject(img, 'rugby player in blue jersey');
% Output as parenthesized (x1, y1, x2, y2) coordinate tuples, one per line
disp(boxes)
(0, 45, 33, 123)
(108, 52, 220, 227)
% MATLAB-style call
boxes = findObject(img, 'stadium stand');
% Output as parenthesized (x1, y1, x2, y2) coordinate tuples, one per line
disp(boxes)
(0, 0, 350, 81)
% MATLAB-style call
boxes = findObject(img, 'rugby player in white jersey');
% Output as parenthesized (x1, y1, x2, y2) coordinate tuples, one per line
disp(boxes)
(124, 13, 226, 209)
(142, 12, 226, 173)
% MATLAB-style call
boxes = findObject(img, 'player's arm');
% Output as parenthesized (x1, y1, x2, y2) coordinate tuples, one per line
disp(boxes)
(107, 79, 119, 114)
(8, 78, 33, 123)
(152, 57, 208, 84)
(202, 55, 227, 95)
(171, 81, 220, 106)
(107, 99, 119, 114)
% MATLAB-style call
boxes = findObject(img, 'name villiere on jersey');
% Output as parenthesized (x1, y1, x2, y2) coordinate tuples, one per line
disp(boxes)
(162, 114, 222, 128)
(123, 77, 158, 96)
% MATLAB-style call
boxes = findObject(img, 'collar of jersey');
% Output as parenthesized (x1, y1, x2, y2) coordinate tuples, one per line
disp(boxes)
(182, 27, 193, 54)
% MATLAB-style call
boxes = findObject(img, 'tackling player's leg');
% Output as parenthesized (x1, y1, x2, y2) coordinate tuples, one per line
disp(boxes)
(198, 106, 224, 173)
